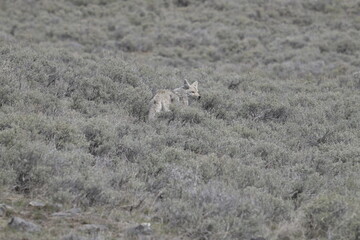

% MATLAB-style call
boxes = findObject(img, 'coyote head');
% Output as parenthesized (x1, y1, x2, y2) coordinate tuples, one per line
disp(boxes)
(184, 79, 201, 100)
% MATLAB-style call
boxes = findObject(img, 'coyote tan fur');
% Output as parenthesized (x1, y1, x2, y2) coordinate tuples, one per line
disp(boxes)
(148, 79, 201, 120)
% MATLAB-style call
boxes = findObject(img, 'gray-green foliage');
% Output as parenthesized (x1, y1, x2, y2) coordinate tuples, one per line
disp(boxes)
(1, 0, 360, 239)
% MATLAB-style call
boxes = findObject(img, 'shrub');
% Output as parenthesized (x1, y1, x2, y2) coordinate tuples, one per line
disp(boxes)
(241, 99, 290, 123)
(302, 193, 347, 239)
(119, 33, 154, 52)
(0, 141, 53, 194)
(121, 85, 153, 121)
(82, 117, 117, 156)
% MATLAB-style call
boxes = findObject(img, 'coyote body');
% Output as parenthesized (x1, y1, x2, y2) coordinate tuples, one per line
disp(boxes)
(148, 80, 200, 120)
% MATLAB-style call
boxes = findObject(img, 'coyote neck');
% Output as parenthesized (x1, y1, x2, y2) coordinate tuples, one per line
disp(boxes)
(173, 87, 189, 105)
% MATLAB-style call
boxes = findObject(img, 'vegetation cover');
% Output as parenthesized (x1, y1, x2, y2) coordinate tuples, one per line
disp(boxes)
(0, 0, 360, 239)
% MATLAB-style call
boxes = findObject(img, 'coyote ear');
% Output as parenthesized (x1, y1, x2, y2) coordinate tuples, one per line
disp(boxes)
(192, 81, 198, 89)
(184, 79, 190, 89)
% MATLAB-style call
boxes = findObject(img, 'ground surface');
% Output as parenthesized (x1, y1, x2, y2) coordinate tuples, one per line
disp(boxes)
(1, 0, 360, 239)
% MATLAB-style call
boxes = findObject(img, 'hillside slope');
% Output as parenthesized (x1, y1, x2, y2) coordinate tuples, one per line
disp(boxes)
(1, 1, 360, 239)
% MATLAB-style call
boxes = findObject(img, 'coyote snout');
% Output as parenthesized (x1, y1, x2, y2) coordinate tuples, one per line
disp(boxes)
(148, 79, 200, 120)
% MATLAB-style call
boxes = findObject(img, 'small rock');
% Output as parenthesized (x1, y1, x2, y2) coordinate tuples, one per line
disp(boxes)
(52, 208, 81, 217)
(19, 211, 31, 215)
(68, 208, 81, 214)
(78, 224, 108, 233)
(126, 222, 152, 237)
(54, 203, 63, 209)
(0, 204, 11, 217)
(51, 212, 73, 217)
(61, 233, 87, 240)
(0, 204, 7, 217)
(29, 201, 46, 207)
(8, 217, 41, 232)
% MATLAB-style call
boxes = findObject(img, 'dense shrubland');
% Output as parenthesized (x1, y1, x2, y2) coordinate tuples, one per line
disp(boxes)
(1, 0, 360, 239)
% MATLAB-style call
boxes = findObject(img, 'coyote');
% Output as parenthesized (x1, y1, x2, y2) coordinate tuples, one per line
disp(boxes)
(148, 79, 201, 120)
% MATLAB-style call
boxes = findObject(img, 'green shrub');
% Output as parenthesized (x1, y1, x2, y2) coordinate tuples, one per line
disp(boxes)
(82, 117, 117, 156)
(303, 193, 347, 239)
(122, 85, 153, 121)
(0, 141, 52, 194)
(241, 99, 290, 123)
